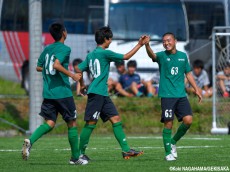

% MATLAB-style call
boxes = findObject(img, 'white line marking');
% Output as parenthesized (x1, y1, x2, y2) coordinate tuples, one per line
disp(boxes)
(0, 145, 223, 152)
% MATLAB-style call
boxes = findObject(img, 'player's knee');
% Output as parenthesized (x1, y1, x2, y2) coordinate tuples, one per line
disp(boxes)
(183, 116, 193, 125)
(46, 120, 56, 128)
(110, 115, 120, 124)
(67, 120, 77, 128)
(164, 121, 173, 129)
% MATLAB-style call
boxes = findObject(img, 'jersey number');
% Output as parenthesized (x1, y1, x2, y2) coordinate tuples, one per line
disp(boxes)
(89, 59, 101, 78)
(171, 67, 178, 75)
(165, 109, 172, 118)
(45, 53, 56, 75)
(92, 111, 100, 120)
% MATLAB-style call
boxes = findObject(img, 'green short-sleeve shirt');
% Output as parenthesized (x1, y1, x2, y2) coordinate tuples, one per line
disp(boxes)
(155, 50, 191, 98)
(37, 42, 72, 99)
(78, 47, 123, 96)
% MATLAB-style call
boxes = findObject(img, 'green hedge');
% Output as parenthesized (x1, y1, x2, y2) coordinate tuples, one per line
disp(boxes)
(0, 96, 213, 135)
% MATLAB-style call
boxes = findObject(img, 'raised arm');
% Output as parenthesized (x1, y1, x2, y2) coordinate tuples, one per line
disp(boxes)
(145, 37, 157, 61)
(186, 72, 202, 103)
(123, 36, 148, 60)
(53, 59, 81, 81)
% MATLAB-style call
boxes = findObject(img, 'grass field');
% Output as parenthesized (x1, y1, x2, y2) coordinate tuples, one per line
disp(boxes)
(0, 135, 229, 172)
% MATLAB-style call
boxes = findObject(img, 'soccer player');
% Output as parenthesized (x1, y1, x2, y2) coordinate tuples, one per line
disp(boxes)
(21, 22, 87, 165)
(144, 33, 202, 161)
(75, 26, 146, 162)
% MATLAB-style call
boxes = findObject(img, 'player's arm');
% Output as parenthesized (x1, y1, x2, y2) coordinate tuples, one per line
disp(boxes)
(186, 72, 202, 102)
(123, 36, 148, 60)
(145, 37, 157, 61)
(53, 59, 81, 81)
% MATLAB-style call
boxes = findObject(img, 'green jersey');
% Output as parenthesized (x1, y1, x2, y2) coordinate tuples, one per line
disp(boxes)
(37, 42, 72, 99)
(155, 50, 191, 98)
(78, 47, 123, 96)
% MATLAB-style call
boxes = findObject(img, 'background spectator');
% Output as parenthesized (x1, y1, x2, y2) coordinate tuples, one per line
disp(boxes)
(217, 62, 230, 97)
(119, 60, 155, 97)
(186, 59, 212, 98)
(72, 58, 91, 96)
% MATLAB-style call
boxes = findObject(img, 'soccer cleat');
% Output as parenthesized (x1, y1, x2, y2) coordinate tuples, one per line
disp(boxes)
(22, 139, 31, 160)
(165, 154, 176, 161)
(69, 157, 88, 165)
(79, 154, 91, 161)
(122, 149, 144, 160)
(171, 144, 177, 158)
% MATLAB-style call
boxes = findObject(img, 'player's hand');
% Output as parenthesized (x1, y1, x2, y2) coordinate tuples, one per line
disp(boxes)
(138, 35, 149, 46)
(195, 90, 202, 103)
(72, 73, 82, 81)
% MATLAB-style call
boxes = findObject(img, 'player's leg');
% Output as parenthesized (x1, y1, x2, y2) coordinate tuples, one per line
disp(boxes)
(79, 94, 102, 158)
(79, 121, 96, 158)
(171, 97, 193, 158)
(56, 97, 87, 165)
(161, 98, 177, 161)
(102, 97, 143, 159)
(22, 99, 56, 160)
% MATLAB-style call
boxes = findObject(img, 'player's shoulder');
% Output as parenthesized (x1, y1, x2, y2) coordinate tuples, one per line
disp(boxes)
(176, 50, 187, 57)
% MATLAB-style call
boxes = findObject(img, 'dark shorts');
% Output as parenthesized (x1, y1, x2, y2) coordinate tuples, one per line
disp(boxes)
(39, 97, 77, 123)
(160, 97, 192, 123)
(85, 93, 118, 122)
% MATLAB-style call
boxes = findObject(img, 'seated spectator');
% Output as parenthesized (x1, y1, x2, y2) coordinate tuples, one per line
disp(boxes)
(72, 58, 91, 96)
(217, 62, 230, 97)
(186, 59, 212, 98)
(119, 60, 155, 97)
(108, 61, 133, 97)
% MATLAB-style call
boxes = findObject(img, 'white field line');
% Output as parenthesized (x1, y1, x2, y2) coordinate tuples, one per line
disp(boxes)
(101, 136, 222, 140)
(0, 145, 223, 152)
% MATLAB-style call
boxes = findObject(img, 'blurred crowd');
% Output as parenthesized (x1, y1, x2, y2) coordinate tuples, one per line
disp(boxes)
(71, 58, 230, 98)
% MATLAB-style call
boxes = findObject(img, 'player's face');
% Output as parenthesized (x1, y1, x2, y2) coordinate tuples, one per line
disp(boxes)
(224, 67, 230, 76)
(128, 67, 136, 75)
(63, 30, 67, 40)
(193, 67, 202, 76)
(162, 35, 176, 52)
(105, 38, 112, 48)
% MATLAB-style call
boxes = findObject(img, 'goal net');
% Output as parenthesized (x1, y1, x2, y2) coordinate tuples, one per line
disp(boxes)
(211, 27, 230, 134)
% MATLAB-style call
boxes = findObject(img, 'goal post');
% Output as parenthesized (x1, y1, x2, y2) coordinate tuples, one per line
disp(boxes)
(28, 0, 43, 133)
(211, 26, 230, 134)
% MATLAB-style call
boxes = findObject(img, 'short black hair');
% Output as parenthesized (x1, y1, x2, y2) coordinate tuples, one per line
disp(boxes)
(193, 59, 204, 69)
(223, 61, 230, 68)
(162, 32, 176, 39)
(115, 60, 125, 68)
(72, 58, 82, 67)
(49, 22, 65, 41)
(95, 26, 113, 44)
(127, 60, 137, 68)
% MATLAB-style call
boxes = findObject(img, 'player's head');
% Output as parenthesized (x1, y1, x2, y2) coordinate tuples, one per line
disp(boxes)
(162, 32, 177, 52)
(193, 59, 204, 76)
(95, 26, 113, 48)
(127, 60, 137, 75)
(115, 60, 125, 74)
(49, 22, 67, 42)
(223, 61, 230, 76)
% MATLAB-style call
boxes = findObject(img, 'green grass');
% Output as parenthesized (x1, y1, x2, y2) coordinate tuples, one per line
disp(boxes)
(0, 135, 229, 172)
(0, 77, 26, 95)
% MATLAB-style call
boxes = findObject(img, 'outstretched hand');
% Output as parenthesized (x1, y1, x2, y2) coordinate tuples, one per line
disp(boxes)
(138, 35, 150, 46)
